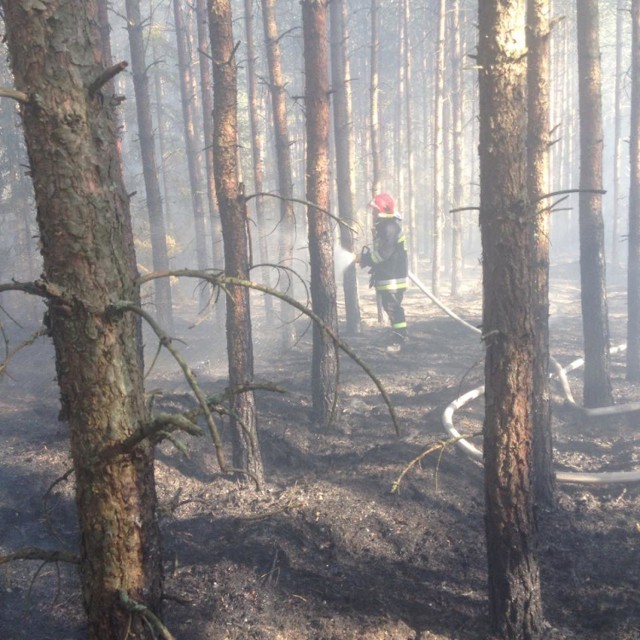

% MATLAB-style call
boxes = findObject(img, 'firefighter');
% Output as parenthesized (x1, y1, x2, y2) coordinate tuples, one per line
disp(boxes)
(356, 192, 408, 352)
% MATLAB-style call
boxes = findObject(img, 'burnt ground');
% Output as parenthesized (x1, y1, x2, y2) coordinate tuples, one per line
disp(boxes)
(1, 262, 640, 640)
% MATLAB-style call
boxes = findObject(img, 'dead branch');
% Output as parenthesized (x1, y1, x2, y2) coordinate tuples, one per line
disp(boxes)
(247, 192, 359, 234)
(118, 590, 176, 640)
(0, 87, 29, 103)
(107, 301, 233, 473)
(0, 326, 47, 381)
(110, 412, 205, 457)
(535, 188, 606, 202)
(391, 432, 482, 493)
(137, 269, 400, 435)
(0, 547, 79, 565)
(88, 61, 128, 96)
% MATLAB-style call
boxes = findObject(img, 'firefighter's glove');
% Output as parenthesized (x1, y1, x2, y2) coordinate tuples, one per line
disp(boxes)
(359, 246, 373, 268)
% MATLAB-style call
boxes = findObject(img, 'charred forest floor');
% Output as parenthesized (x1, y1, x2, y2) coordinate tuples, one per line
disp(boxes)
(1, 260, 640, 640)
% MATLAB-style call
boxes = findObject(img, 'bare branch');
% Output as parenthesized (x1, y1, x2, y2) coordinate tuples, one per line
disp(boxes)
(118, 590, 176, 640)
(137, 269, 401, 435)
(0, 547, 79, 565)
(88, 61, 128, 96)
(0, 327, 47, 381)
(0, 87, 29, 103)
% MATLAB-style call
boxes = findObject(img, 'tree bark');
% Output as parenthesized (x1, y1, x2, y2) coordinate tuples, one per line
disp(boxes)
(527, 0, 555, 507)
(2, 2, 163, 637)
(576, 0, 613, 407)
(628, 0, 640, 380)
(209, 0, 264, 488)
(478, 1, 545, 637)
(302, 0, 339, 427)
(402, 0, 418, 276)
(450, 0, 463, 298)
(329, 0, 362, 336)
(125, 0, 174, 331)
(261, 0, 297, 350)
(243, 0, 274, 322)
(174, 0, 210, 286)
(432, 0, 446, 296)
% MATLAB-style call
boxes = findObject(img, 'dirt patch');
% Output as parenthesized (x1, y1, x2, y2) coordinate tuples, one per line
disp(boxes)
(1, 265, 640, 639)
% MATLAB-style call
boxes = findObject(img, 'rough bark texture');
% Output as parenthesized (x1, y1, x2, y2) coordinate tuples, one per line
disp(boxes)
(302, 0, 339, 427)
(2, 2, 163, 637)
(576, 0, 613, 407)
(125, 0, 174, 331)
(628, 0, 640, 381)
(478, 1, 545, 638)
(261, 0, 297, 350)
(329, 0, 361, 336)
(527, 0, 555, 506)
(209, 0, 264, 488)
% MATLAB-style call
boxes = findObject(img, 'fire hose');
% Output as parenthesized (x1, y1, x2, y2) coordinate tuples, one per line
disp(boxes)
(407, 270, 640, 485)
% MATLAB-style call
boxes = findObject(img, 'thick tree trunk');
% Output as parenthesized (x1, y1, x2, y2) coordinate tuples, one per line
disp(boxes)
(125, 0, 174, 331)
(576, 0, 613, 407)
(527, 0, 555, 507)
(209, 0, 264, 488)
(478, 1, 545, 637)
(2, 2, 163, 637)
(329, 0, 362, 336)
(628, 0, 640, 380)
(302, 0, 339, 428)
(261, 0, 297, 349)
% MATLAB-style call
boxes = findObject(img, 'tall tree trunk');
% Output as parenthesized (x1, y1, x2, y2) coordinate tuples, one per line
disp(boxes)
(370, 0, 382, 198)
(628, 0, 640, 380)
(402, 0, 418, 276)
(369, 0, 384, 323)
(125, 0, 174, 331)
(195, 0, 225, 327)
(432, 0, 446, 296)
(450, 0, 463, 297)
(329, 0, 362, 335)
(2, 2, 163, 637)
(261, 0, 297, 349)
(209, 0, 264, 488)
(478, 1, 545, 637)
(302, 0, 339, 428)
(613, 0, 625, 268)
(243, 0, 274, 322)
(174, 0, 210, 289)
(527, 0, 555, 507)
(576, 0, 613, 408)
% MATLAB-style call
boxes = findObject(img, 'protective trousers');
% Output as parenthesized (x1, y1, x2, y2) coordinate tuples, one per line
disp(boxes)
(379, 290, 407, 343)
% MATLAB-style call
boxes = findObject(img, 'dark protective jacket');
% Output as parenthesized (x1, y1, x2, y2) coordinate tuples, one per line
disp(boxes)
(369, 216, 408, 292)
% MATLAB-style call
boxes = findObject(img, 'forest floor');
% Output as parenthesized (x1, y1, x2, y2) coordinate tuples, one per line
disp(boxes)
(1, 260, 640, 640)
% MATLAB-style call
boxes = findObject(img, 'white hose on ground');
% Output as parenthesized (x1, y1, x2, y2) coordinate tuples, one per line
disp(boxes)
(408, 271, 640, 484)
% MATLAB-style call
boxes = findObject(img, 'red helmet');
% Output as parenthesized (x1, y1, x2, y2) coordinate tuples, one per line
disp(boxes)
(370, 192, 395, 215)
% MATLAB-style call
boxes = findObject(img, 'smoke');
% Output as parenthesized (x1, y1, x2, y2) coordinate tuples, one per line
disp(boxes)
(334, 245, 356, 278)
